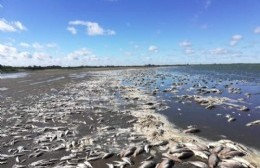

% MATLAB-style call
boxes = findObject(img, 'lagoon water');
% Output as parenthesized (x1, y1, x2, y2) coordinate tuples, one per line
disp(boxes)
(0, 72, 28, 79)
(151, 64, 260, 149)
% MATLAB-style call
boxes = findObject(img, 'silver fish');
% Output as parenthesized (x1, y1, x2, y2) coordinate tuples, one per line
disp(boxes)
(139, 160, 156, 168)
(102, 152, 114, 159)
(188, 161, 209, 168)
(134, 146, 144, 157)
(208, 153, 219, 168)
(157, 159, 174, 168)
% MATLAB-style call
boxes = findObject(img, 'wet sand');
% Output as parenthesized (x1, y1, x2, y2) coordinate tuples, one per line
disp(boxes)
(0, 68, 259, 168)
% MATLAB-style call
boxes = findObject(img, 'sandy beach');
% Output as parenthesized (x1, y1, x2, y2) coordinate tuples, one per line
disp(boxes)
(0, 67, 259, 168)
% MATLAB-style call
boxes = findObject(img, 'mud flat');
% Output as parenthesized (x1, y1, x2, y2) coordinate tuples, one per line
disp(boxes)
(0, 68, 259, 168)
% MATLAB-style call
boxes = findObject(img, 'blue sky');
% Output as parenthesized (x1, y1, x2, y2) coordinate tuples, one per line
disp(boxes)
(0, 0, 260, 66)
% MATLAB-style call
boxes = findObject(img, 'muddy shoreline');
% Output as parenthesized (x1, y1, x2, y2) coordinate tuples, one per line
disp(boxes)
(0, 68, 259, 168)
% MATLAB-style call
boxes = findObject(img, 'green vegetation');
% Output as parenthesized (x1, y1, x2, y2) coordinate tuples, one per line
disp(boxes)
(0, 65, 18, 73)
(0, 64, 162, 73)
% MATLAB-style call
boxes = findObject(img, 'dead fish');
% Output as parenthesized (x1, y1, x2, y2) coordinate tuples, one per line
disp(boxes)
(157, 158, 174, 168)
(184, 143, 208, 151)
(144, 145, 151, 153)
(232, 157, 257, 168)
(152, 140, 168, 147)
(228, 118, 236, 122)
(60, 153, 77, 161)
(208, 153, 219, 168)
(66, 160, 78, 166)
(162, 153, 182, 163)
(145, 155, 154, 161)
(102, 152, 114, 159)
(87, 155, 101, 161)
(172, 151, 194, 159)
(205, 104, 215, 109)
(0, 161, 7, 165)
(113, 161, 127, 167)
(183, 128, 200, 133)
(0, 154, 15, 158)
(170, 147, 192, 154)
(218, 147, 233, 156)
(193, 150, 209, 160)
(122, 157, 133, 166)
(246, 120, 260, 127)
(127, 119, 137, 124)
(211, 146, 224, 153)
(106, 163, 115, 168)
(140, 160, 156, 168)
(77, 163, 88, 168)
(28, 151, 44, 158)
(218, 160, 245, 168)
(12, 164, 27, 168)
(121, 146, 136, 157)
(52, 144, 66, 151)
(30, 159, 56, 167)
(239, 106, 249, 111)
(15, 156, 20, 163)
(220, 151, 245, 159)
(188, 161, 209, 168)
(134, 146, 144, 157)
(84, 161, 93, 168)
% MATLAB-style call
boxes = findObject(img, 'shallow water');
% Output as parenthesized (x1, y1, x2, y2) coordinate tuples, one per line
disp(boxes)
(138, 65, 260, 149)
(0, 72, 28, 79)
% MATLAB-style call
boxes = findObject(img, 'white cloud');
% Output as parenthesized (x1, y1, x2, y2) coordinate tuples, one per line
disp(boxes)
(85, 22, 105, 36)
(67, 26, 77, 35)
(0, 43, 105, 66)
(46, 43, 58, 48)
(209, 48, 229, 55)
(179, 40, 195, 55)
(0, 4, 3, 8)
(14, 21, 26, 31)
(254, 27, 260, 34)
(230, 34, 243, 46)
(68, 20, 116, 36)
(19, 42, 58, 49)
(32, 43, 44, 50)
(0, 44, 18, 58)
(0, 19, 26, 32)
(33, 52, 52, 60)
(179, 41, 192, 48)
(0, 44, 54, 66)
(19, 42, 30, 48)
(148, 45, 159, 53)
(67, 48, 93, 60)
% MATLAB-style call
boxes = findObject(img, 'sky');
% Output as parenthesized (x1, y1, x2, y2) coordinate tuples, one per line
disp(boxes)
(0, 0, 260, 66)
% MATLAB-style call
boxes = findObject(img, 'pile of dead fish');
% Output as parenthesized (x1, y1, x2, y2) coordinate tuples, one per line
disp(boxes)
(1, 69, 259, 168)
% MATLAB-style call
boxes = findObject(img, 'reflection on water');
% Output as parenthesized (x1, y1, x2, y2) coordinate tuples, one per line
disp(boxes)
(0, 87, 8, 91)
(0, 72, 28, 79)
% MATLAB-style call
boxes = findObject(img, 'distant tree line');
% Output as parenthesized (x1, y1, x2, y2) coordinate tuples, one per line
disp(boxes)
(0, 64, 189, 73)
